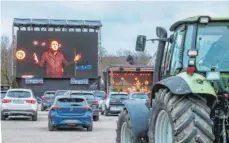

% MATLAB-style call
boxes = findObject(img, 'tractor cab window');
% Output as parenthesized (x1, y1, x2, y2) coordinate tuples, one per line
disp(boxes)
(183, 25, 194, 68)
(196, 23, 229, 71)
(170, 26, 185, 75)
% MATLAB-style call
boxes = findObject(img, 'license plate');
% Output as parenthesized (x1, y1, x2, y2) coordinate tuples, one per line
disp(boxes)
(13, 100, 24, 104)
(64, 120, 79, 124)
(67, 123, 75, 126)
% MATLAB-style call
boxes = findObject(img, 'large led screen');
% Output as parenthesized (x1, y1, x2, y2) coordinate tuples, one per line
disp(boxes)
(16, 31, 98, 78)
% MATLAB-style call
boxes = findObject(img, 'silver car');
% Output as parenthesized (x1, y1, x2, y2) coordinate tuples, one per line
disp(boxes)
(1, 88, 38, 121)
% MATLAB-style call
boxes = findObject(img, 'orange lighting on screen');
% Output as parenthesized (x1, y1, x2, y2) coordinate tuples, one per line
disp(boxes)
(16, 50, 26, 60)
(21, 75, 34, 78)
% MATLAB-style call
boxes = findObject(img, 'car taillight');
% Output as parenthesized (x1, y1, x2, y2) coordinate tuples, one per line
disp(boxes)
(51, 106, 59, 111)
(84, 107, 92, 111)
(92, 101, 99, 105)
(2, 99, 12, 103)
(26, 99, 36, 104)
(42, 97, 48, 101)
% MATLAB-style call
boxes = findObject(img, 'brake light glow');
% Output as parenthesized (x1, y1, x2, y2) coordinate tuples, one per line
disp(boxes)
(2, 99, 12, 103)
(42, 97, 48, 101)
(51, 106, 59, 111)
(84, 107, 92, 111)
(26, 99, 36, 104)
(92, 101, 99, 105)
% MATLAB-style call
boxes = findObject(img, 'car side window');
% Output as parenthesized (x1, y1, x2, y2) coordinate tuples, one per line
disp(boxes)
(170, 26, 185, 75)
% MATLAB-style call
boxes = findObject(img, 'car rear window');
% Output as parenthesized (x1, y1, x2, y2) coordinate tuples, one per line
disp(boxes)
(132, 94, 148, 99)
(56, 98, 86, 106)
(94, 92, 106, 98)
(71, 93, 95, 100)
(111, 94, 128, 99)
(44, 92, 55, 98)
(55, 91, 67, 96)
(7, 91, 31, 98)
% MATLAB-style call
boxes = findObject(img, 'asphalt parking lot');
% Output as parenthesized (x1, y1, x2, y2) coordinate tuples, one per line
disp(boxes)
(1, 106, 117, 143)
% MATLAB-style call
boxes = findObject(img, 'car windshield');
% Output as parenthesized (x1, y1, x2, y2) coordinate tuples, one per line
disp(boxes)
(71, 93, 95, 100)
(94, 91, 106, 99)
(44, 92, 55, 99)
(7, 91, 31, 98)
(1, 92, 6, 99)
(110, 94, 128, 99)
(56, 98, 86, 106)
(196, 23, 229, 71)
(131, 93, 148, 99)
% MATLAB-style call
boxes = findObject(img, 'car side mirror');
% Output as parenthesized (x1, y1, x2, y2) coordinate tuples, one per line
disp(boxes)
(135, 35, 146, 52)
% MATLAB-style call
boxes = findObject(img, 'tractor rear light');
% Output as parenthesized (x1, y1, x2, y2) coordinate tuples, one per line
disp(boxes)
(26, 99, 36, 104)
(188, 49, 198, 57)
(187, 67, 195, 75)
(225, 93, 229, 100)
(2, 99, 12, 103)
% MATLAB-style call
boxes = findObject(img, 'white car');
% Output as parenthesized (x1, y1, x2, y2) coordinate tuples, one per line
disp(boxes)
(1, 88, 38, 121)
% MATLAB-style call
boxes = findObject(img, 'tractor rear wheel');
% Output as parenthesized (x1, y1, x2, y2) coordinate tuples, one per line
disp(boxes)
(148, 88, 215, 143)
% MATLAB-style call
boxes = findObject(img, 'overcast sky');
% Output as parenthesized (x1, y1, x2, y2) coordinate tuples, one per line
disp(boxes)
(1, 1, 229, 55)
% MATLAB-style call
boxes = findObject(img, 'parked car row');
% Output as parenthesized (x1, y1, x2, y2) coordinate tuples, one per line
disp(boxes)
(1, 88, 149, 132)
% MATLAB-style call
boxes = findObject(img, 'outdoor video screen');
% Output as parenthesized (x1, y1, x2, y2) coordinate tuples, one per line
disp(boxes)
(16, 31, 98, 78)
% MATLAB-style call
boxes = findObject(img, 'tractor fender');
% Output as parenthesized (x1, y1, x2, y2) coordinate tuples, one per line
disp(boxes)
(152, 72, 217, 98)
(122, 100, 150, 139)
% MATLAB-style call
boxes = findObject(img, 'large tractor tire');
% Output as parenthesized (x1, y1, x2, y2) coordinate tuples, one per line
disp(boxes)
(148, 88, 215, 143)
(116, 109, 141, 143)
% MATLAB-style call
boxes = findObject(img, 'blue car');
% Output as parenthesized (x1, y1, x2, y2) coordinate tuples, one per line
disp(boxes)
(48, 95, 93, 131)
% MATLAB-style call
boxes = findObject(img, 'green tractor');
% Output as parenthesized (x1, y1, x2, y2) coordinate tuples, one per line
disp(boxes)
(116, 16, 229, 143)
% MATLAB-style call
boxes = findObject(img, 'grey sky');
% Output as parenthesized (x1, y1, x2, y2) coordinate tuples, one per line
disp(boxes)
(1, 1, 229, 55)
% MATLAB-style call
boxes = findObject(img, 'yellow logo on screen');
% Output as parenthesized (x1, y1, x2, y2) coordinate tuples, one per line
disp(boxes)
(16, 50, 26, 60)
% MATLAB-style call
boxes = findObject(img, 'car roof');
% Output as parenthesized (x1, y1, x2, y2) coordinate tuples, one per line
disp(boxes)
(56, 95, 87, 100)
(109, 92, 128, 94)
(70, 90, 94, 94)
(129, 92, 147, 95)
(7, 88, 32, 92)
(44, 91, 55, 93)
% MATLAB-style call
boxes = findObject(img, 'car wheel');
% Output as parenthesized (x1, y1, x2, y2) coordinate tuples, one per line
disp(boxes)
(87, 124, 93, 131)
(101, 111, 104, 115)
(1, 114, 7, 120)
(105, 106, 109, 116)
(41, 106, 45, 111)
(48, 120, 56, 131)
(93, 116, 99, 121)
(32, 112, 38, 121)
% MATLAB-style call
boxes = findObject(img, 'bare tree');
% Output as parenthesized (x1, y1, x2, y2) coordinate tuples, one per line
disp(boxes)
(1, 35, 18, 87)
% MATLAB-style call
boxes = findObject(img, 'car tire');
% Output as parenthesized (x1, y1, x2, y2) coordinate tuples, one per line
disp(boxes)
(1, 114, 7, 120)
(101, 111, 104, 115)
(87, 124, 93, 131)
(48, 120, 56, 131)
(93, 115, 99, 121)
(41, 106, 45, 111)
(32, 112, 38, 121)
(105, 106, 109, 116)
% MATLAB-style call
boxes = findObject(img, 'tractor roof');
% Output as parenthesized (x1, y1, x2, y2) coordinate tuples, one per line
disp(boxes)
(170, 16, 229, 31)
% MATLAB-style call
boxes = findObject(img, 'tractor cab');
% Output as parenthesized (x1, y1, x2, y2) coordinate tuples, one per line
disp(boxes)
(136, 16, 229, 94)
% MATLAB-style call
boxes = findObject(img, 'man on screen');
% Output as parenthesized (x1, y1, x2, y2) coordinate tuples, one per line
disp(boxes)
(33, 40, 81, 78)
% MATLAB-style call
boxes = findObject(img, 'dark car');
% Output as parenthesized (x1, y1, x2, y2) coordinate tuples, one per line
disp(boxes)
(48, 95, 93, 131)
(102, 92, 129, 116)
(1, 91, 7, 99)
(92, 91, 106, 111)
(41, 91, 55, 111)
(69, 91, 100, 121)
